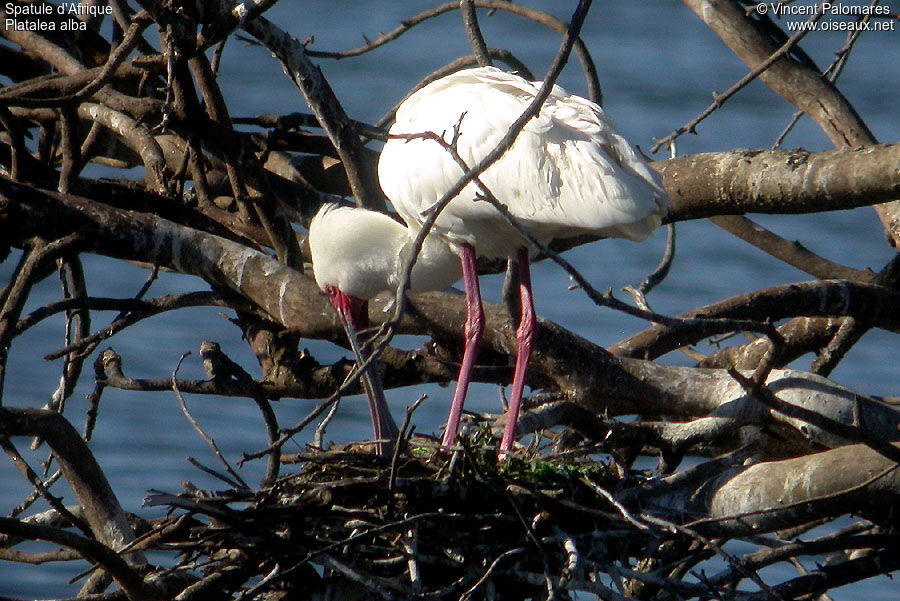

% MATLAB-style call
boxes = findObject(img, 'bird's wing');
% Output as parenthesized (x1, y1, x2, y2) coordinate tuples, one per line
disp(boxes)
(381, 66, 669, 249)
(486, 92, 669, 241)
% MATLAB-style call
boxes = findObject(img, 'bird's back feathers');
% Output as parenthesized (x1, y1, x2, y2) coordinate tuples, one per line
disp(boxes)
(379, 66, 668, 258)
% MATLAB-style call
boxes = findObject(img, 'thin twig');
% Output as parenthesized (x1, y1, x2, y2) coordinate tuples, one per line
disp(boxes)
(389, 394, 428, 498)
(580, 477, 651, 532)
(640, 513, 787, 601)
(460, 0, 492, 66)
(171, 353, 250, 490)
(772, 3, 873, 148)
(651, 7, 824, 153)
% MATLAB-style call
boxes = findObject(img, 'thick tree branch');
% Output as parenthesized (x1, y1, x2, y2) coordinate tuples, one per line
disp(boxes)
(680, 0, 900, 245)
(611, 279, 900, 360)
(708, 214, 874, 281)
(232, 11, 385, 211)
(0, 517, 162, 600)
(0, 408, 147, 569)
(659, 442, 900, 537)
(4, 178, 898, 447)
(658, 144, 900, 222)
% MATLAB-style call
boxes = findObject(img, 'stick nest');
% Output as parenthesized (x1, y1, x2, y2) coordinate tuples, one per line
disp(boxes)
(149, 434, 658, 600)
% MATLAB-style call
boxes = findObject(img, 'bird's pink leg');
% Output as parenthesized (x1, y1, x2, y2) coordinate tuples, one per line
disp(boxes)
(441, 243, 484, 448)
(499, 246, 535, 458)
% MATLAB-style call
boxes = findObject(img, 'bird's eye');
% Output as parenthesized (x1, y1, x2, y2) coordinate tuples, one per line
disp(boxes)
(324, 285, 338, 297)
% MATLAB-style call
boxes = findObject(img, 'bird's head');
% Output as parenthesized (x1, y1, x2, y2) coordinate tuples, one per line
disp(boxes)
(324, 285, 369, 332)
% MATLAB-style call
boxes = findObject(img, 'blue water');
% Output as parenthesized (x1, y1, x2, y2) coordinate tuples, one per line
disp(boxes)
(2, 1, 899, 597)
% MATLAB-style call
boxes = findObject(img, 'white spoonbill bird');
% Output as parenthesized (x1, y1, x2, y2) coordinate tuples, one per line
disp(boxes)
(308, 202, 461, 454)
(378, 66, 669, 456)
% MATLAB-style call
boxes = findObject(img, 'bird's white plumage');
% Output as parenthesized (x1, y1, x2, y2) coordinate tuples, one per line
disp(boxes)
(378, 66, 668, 258)
(313, 67, 668, 456)
(309, 203, 460, 300)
